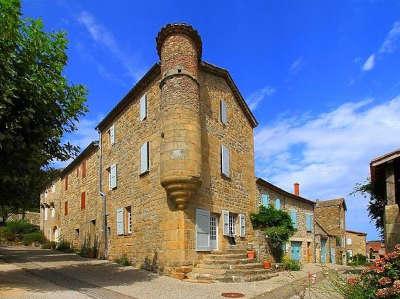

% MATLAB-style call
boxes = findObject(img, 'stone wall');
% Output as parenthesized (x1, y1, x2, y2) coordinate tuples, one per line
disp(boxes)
(385, 204, 400, 251)
(7, 211, 40, 226)
(346, 231, 367, 257)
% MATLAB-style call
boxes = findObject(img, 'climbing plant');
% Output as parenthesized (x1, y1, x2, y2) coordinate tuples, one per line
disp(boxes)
(250, 205, 296, 260)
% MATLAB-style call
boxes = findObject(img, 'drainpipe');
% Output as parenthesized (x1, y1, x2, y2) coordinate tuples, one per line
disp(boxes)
(98, 129, 107, 259)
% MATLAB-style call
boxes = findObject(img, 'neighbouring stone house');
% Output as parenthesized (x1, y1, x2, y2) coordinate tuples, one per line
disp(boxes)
(7, 211, 40, 226)
(255, 179, 315, 264)
(315, 198, 347, 264)
(345, 230, 367, 259)
(366, 240, 386, 260)
(370, 149, 400, 251)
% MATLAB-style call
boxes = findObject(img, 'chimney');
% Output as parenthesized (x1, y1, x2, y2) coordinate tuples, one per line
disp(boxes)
(294, 183, 300, 196)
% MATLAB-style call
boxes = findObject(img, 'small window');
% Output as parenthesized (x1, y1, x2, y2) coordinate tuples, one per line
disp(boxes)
(221, 144, 230, 177)
(108, 164, 117, 189)
(228, 213, 236, 236)
(108, 124, 115, 145)
(140, 94, 147, 121)
(125, 206, 132, 234)
(347, 238, 352, 245)
(220, 99, 227, 124)
(64, 201, 68, 215)
(81, 160, 87, 178)
(261, 193, 269, 207)
(140, 142, 149, 174)
(81, 192, 86, 210)
(275, 198, 281, 210)
(75, 228, 79, 237)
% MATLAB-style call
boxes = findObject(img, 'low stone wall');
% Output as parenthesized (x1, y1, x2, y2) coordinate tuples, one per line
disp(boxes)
(7, 212, 40, 226)
(252, 230, 277, 263)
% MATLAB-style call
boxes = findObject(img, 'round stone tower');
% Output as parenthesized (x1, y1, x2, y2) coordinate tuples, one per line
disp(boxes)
(156, 24, 202, 210)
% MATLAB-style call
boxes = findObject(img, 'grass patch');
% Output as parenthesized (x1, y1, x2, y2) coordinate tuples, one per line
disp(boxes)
(115, 255, 131, 266)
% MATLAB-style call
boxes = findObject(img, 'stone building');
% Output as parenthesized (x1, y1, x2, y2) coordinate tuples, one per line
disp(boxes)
(256, 179, 315, 263)
(41, 24, 259, 272)
(315, 198, 347, 264)
(345, 230, 367, 259)
(370, 149, 400, 251)
(367, 240, 386, 260)
(40, 178, 62, 242)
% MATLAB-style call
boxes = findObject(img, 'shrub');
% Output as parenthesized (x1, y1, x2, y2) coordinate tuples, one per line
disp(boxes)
(282, 255, 301, 271)
(330, 244, 400, 298)
(348, 254, 368, 266)
(56, 239, 73, 252)
(41, 241, 57, 249)
(5, 220, 38, 235)
(115, 255, 131, 266)
(78, 236, 99, 258)
(22, 231, 44, 245)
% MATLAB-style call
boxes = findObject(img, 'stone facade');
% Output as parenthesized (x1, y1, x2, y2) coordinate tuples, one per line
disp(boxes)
(255, 179, 315, 263)
(8, 211, 40, 226)
(370, 150, 400, 251)
(315, 198, 347, 264)
(345, 230, 367, 259)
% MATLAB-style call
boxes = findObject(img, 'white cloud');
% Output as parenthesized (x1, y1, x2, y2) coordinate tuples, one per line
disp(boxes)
(379, 21, 400, 54)
(247, 86, 276, 110)
(255, 96, 400, 237)
(289, 57, 304, 75)
(77, 11, 145, 81)
(362, 54, 375, 71)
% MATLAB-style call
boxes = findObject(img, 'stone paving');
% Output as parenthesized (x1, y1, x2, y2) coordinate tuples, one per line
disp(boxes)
(0, 246, 346, 299)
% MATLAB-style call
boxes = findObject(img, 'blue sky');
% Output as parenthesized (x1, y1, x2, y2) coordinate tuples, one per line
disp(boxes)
(24, 1, 400, 240)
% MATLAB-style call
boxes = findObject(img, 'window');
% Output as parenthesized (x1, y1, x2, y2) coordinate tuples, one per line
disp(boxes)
(108, 164, 117, 189)
(221, 144, 230, 177)
(239, 214, 245, 237)
(75, 228, 79, 237)
(125, 206, 132, 234)
(140, 142, 149, 174)
(261, 193, 269, 207)
(51, 207, 55, 218)
(347, 238, 352, 245)
(228, 213, 236, 236)
(305, 213, 313, 232)
(347, 249, 353, 259)
(64, 201, 68, 215)
(275, 198, 281, 210)
(220, 99, 227, 124)
(44, 207, 48, 221)
(116, 208, 124, 235)
(108, 124, 115, 145)
(290, 209, 297, 228)
(64, 175, 68, 190)
(139, 94, 147, 121)
(81, 160, 87, 178)
(81, 192, 86, 210)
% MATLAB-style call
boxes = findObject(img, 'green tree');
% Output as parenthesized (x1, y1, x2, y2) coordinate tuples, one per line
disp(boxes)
(352, 179, 385, 237)
(0, 0, 87, 214)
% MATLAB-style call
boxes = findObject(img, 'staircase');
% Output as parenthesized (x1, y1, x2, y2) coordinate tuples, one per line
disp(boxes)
(187, 248, 277, 282)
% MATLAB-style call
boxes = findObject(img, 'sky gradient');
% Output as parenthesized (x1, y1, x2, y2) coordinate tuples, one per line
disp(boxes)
(23, 0, 400, 240)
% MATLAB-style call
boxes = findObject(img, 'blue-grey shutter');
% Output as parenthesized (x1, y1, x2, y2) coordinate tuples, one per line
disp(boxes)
(261, 194, 269, 207)
(221, 145, 230, 177)
(140, 142, 149, 174)
(196, 208, 210, 251)
(139, 94, 147, 121)
(220, 99, 227, 124)
(109, 124, 115, 145)
(116, 208, 124, 235)
(222, 210, 229, 236)
(239, 214, 245, 237)
(110, 164, 117, 189)
(275, 198, 281, 210)
(290, 209, 298, 228)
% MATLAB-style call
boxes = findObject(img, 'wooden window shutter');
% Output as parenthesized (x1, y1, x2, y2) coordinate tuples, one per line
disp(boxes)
(290, 209, 298, 228)
(81, 192, 86, 210)
(64, 201, 68, 215)
(140, 142, 149, 174)
(275, 198, 281, 210)
(221, 145, 230, 177)
(239, 214, 246, 237)
(140, 94, 147, 121)
(220, 99, 227, 124)
(109, 124, 115, 145)
(222, 210, 229, 236)
(116, 208, 124, 235)
(110, 164, 117, 189)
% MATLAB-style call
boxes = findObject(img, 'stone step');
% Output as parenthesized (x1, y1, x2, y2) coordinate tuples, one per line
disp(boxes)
(202, 258, 253, 265)
(188, 269, 276, 283)
(191, 267, 271, 277)
(203, 253, 248, 260)
(198, 262, 263, 270)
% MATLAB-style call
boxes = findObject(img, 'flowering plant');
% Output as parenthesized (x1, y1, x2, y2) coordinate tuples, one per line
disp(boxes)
(346, 244, 400, 298)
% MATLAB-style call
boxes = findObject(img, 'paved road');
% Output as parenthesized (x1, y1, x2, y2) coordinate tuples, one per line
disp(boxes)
(0, 246, 344, 299)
